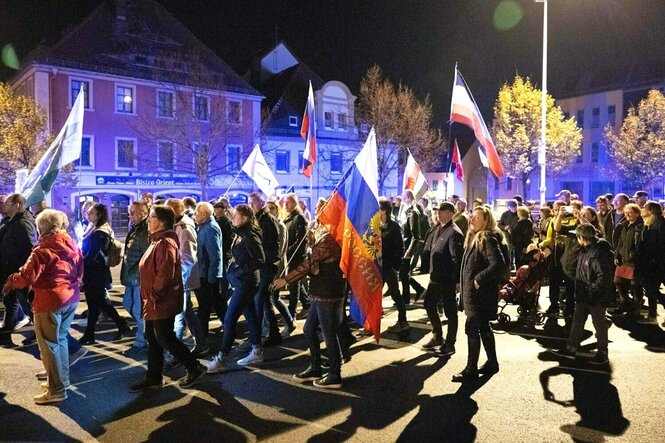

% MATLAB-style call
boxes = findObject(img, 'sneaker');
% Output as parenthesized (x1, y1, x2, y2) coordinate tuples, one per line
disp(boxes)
(422, 335, 443, 350)
(129, 378, 163, 393)
(549, 347, 577, 360)
(236, 340, 253, 352)
(190, 345, 210, 357)
(440, 343, 456, 357)
(122, 344, 147, 357)
(589, 352, 609, 365)
(386, 321, 410, 333)
(237, 348, 264, 366)
(313, 374, 343, 389)
(163, 358, 182, 372)
(206, 354, 229, 374)
(41, 381, 71, 391)
(281, 322, 296, 338)
(179, 363, 206, 388)
(34, 391, 67, 405)
(36, 370, 47, 381)
(263, 334, 282, 348)
(478, 361, 500, 374)
(69, 347, 89, 366)
(296, 308, 310, 320)
(14, 316, 30, 331)
(78, 333, 96, 346)
(293, 365, 323, 381)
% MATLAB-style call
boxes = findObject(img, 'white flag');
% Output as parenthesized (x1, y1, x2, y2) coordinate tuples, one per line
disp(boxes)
(478, 145, 489, 168)
(241, 144, 279, 197)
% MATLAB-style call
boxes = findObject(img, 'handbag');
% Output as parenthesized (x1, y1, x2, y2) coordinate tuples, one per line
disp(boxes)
(614, 264, 634, 280)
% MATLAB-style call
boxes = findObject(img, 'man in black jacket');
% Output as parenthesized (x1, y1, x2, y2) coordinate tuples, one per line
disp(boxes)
(0, 194, 38, 337)
(249, 192, 283, 347)
(379, 200, 407, 333)
(399, 190, 426, 304)
(284, 193, 310, 318)
(422, 202, 465, 356)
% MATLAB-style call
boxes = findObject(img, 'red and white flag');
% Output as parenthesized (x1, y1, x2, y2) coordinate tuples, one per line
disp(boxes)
(451, 140, 464, 182)
(300, 81, 317, 178)
(402, 151, 428, 200)
(450, 68, 504, 178)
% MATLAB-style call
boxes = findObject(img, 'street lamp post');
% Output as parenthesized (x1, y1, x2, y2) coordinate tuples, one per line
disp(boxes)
(536, 0, 547, 207)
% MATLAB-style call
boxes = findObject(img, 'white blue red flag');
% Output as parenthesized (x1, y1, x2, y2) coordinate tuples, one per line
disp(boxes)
(450, 68, 504, 178)
(318, 128, 383, 340)
(300, 81, 317, 178)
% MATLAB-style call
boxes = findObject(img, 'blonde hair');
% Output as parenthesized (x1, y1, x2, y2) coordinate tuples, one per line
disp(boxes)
(465, 206, 498, 249)
(517, 207, 530, 220)
(36, 209, 68, 237)
(165, 198, 185, 217)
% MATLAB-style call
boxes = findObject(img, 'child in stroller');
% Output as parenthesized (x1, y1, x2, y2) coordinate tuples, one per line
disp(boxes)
(497, 246, 548, 324)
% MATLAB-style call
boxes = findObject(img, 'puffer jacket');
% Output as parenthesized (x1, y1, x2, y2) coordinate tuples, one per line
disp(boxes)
(615, 219, 643, 267)
(174, 215, 200, 290)
(120, 218, 149, 287)
(575, 238, 615, 305)
(139, 229, 184, 320)
(0, 209, 38, 283)
(227, 222, 265, 286)
(6, 232, 83, 313)
(196, 216, 223, 283)
(284, 210, 308, 266)
(82, 223, 114, 288)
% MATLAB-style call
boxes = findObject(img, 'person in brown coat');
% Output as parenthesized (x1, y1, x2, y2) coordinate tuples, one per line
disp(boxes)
(129, 205, 205, 392)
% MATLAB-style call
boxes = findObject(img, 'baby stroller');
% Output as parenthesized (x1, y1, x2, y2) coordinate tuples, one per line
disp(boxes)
(497, 248, 548, 325)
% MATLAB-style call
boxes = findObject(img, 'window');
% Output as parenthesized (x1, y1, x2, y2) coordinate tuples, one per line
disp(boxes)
(227, 100, 241, 124)
(360, 123, 369, 133)
(506, 177, 512, 191)
(116, 138, 136, 169)
(70, 78, 91, 109)
(275, 150, 290, 173)
(111, 195, 130, 237)
(608, 105, 616, 127)
(289, 116, 298, 127)
(298, 150, 304, 172)
(330, 152, 343, 173)
(576, 143, 584, 163)
(591, 108, 600, 128)
(157, 91, 174, 118)
(576, 110, 585, 128)
(74, 136, 93, 167)
(115, 84, 135, 113)
(563, 111, 570, 120)
(194, 94, 209, 121)
(494, 177, 499, 190)
(338, 113, 347, 129)
(158, 141, 174, 170)
(561, 181, 584, 201)
(590, 181, 615, 200)
(432, 180, 439, 191)
(227, 145, 241, 171)
(591, 142, 599, 163)
(324, 112, 333, 129)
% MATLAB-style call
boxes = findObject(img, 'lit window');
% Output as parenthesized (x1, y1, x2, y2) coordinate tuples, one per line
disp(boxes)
(116, 85, 134, 113)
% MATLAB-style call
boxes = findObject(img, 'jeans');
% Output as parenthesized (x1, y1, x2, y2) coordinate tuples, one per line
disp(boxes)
(567, 302, 608, 353)
(195, 278, 226, 337)
(175, 290, 207, 347)
(123, 286, 145, 347)
(1, 288, 32, 331)
(145, 317, 198, 381)
(266, 289, 294, 331)
(84, 284, 125, 335)
(383, 267, 406, 322)
(220, 275, 260, 355)
(255, 264, 278, 337)
(304, 300, 344, 377)
(399, 258, 425, 304)
(34, 303, 78, 395)
(288, 267, 310, 317)
(424, 281, 458, 344)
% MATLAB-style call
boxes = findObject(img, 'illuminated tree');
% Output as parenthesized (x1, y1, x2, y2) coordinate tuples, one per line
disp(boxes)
(492, 75, 582, 198)
(604, 89, 665, 189)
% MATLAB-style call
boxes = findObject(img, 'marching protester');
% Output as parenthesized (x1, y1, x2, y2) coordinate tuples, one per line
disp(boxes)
(422, 202, 464, 356)
(379, 200, 407, 334)
(283, 193, 310, 319)
(636, 201, 665, 324)
(271, 220, 347, 389)
(206, 204, 265, 372)
(213, 200, 234, 304)
(399, 189, 426, 304)
(613, 203, 644, 318)
(453, 198, 470, 237)
(453, 206, 506, 382)
(120, 201, 150, 353)
(130, 205, 205, 392)
(497, 199, 518, 270)
(0, 194, 37, 341)
(2, 209, 82, 404)
(511, 206, 534, 268)
(79, 204, 130, 345)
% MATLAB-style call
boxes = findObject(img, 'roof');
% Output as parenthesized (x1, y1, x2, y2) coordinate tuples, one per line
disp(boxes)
(15, 0, 260, 96)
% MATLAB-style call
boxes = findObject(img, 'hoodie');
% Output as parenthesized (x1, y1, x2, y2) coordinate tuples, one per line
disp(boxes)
(6, 233, 83, 313)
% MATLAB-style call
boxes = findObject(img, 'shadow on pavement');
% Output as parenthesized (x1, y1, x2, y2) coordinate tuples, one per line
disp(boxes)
(610, 315, 665, 352)
(538, 351, 630, 441)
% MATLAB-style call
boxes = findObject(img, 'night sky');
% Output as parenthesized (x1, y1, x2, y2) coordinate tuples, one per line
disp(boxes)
(2, 0, 665, 127)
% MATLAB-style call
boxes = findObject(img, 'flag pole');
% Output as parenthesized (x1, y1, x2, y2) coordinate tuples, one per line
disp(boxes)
(223, 168, 244, 197)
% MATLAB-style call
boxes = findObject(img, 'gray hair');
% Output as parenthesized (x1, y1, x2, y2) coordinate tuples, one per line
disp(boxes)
(36, 209, 69, 237)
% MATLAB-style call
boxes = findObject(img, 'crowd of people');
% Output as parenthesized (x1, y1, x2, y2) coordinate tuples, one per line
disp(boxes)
(1, 185, 664, 404)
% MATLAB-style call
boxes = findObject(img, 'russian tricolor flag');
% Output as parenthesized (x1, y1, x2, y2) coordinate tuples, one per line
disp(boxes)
(300, 81, 317, 178)
(317, 128, 383, 341)
(450, 68, 504, 178)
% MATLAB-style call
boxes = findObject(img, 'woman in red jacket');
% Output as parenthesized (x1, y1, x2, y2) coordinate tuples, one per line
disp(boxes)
(3, 209, 83, 405)
(129, 205, 205, 393)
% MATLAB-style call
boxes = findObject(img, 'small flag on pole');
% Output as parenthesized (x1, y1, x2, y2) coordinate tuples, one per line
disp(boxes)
(300, 81, 317, 178)
(452, 140, 465, 182)
(450, 68, 503, 178)
(402, 151, 428, 200)
(241, 143, 280, 197)
(22, 87, 85, 206)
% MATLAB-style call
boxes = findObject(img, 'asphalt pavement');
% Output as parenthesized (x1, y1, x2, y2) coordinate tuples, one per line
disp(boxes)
(1, 272, 664, 443)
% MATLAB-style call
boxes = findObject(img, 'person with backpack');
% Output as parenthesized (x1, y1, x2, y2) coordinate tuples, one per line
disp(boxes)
(453, 206, 507, 382)
(79, 203, 130, 345)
